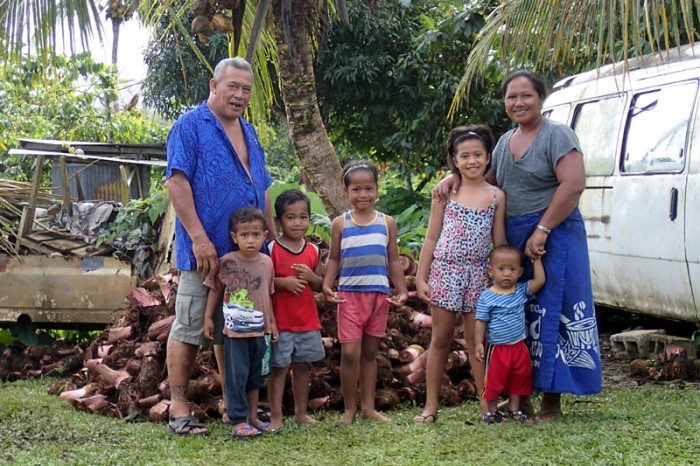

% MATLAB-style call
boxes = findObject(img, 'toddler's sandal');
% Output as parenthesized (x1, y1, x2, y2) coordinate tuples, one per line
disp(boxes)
(480, 411, 502, 426)
(509, 410, 534, 426)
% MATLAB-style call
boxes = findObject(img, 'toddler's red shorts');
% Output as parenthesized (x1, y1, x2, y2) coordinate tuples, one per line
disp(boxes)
(482, 340, 533, 400)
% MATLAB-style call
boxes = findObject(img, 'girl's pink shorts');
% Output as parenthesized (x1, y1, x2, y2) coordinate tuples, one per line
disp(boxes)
(337, 291, 389, 343)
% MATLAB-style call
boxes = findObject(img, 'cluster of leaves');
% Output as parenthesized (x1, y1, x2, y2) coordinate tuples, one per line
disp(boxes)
(96, 178, 169, 252)
(0, 52, 168, 181)
(315, 0, 509, 192)
(0, 325, 100, 349)
(263, 120, 301, 185)
(142, 1, 231, 120)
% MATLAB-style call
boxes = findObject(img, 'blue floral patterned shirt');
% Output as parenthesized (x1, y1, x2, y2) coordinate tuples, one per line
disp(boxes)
(166, 102, 272, 270)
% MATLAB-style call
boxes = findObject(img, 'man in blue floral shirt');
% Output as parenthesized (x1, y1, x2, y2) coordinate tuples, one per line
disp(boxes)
(164, 57, 274, 436)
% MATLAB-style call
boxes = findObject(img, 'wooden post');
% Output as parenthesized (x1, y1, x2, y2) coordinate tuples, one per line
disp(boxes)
(153, 199, 176, 275)
(16, 154, 45, 250)
(58, 155, 73, 216)
(119, 165, 134, 205)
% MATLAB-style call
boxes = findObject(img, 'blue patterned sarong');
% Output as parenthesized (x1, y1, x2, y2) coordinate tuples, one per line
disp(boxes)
(507, 208, 602, 395)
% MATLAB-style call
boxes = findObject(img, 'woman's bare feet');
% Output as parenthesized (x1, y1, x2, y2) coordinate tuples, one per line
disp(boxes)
(361, 409, 389, 422)
(536, 393, 563, 421)
(294, 414, 318, 425)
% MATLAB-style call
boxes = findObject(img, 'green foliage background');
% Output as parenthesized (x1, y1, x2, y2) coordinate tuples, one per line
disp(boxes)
(0, 53, 168, 181)
(315, 0, 509, 194)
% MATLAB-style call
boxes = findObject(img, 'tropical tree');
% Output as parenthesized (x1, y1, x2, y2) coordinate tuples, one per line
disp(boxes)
(0, 1, 103, 65)
(315, 0, 506, 195)
(269, 0, 350, 215)
(142, 4, 231, 120)
(104, 0, 138, 65)
(452, 0, 700, 114)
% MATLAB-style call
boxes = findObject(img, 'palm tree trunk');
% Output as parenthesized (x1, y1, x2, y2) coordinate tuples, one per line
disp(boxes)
(111, 18, 121, 65)
(271, 0, 349, 217)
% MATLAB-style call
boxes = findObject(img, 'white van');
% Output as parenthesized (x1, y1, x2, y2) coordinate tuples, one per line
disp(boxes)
(542, 43, 700, 323)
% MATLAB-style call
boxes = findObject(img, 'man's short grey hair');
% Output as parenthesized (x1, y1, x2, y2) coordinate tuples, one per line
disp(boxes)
(213, 57, 253, 82)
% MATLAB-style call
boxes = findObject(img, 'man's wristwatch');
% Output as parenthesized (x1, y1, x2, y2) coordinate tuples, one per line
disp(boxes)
(536, 224, 552, 235)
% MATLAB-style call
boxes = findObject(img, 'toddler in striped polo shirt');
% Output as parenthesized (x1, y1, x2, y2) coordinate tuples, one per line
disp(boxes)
(475, 244, 545, 425)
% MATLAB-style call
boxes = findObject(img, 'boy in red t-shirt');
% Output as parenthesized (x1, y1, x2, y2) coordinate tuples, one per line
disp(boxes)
(267, 190, 325, 430)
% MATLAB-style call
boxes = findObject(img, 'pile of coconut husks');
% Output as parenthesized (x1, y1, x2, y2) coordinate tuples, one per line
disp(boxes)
(46, 245, 479, 422)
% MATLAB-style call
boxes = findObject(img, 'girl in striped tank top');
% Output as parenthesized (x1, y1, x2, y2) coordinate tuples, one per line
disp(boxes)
(322, 161, 408, 425)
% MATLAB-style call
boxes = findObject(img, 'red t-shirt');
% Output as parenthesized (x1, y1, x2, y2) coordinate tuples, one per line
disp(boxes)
(269, 239, 321, 332)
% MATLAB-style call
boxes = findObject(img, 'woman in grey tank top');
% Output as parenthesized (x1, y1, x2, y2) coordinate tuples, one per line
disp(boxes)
(436, 71, 602, 421)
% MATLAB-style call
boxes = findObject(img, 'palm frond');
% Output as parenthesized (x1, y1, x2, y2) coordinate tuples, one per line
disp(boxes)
(139, 0, 277, 128)
(0, 0, 103, 64)
(450, 0, 699, 117)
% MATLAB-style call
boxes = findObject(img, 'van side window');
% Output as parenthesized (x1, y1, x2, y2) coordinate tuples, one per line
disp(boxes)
(543, 105, 570, 125)
(622, 82, 697, 174)
(573, 96, 624, 176)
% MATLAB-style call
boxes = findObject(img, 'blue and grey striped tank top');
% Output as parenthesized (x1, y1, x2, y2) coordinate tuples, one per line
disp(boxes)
(338, 211, 390, 294)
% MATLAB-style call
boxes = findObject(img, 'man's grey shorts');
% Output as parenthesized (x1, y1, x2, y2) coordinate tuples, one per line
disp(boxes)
(270, 330, 325, 368)
(170, 270, 224, 346)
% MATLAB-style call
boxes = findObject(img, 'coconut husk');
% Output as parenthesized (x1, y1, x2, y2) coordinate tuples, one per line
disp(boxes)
(107, 326, 132, 344)
(376, 354, 394, 387)
(148, 399, 171, 422)
(660, 357, 697, 380)
(375, 388, 400, 411)
(136, 354, 163, 398)
(629, 359, 652, 377)
(399, 344, 425, 363)
(102, 341, 135, 369)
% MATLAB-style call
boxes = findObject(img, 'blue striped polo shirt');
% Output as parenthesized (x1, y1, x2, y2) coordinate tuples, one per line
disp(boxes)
(338, 211, 390, 294)
(476, 282, 534, 345)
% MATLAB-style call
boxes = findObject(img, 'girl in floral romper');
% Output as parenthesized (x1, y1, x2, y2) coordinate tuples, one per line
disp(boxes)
(414, 124, 507, 423)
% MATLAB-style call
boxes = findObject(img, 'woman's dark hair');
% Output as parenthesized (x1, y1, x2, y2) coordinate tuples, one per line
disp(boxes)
(274, 189, 311, 219)
(341, 160, 379, 187)
(446, 124, 495, 175)
(229, 207, 268, 232)
(502, 70, 547, 99)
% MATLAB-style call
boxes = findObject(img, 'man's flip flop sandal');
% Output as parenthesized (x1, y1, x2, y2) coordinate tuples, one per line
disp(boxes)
(167, 415, 210, 436)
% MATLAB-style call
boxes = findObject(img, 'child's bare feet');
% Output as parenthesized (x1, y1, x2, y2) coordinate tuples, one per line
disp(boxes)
(337, 410, 357, 425)
(361, 409, 389, 422)
(269, 415, 284, 431)
(294, 414, 317, 425)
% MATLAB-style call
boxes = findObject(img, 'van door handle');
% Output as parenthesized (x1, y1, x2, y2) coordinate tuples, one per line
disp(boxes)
(669, 188, 678, 221)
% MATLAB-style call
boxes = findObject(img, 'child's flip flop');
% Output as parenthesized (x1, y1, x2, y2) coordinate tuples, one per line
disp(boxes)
(413, 413, 437, 424)
(252, 421, 277, 433)
(232, 423, 262, 439)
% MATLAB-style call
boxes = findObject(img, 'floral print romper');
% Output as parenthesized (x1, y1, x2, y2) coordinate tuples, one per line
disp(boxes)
(428, 189, 495, 313)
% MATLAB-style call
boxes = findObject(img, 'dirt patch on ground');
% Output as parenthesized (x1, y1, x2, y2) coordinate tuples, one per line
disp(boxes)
(599, 333, 639, 389)
(596, 307, 700, 389)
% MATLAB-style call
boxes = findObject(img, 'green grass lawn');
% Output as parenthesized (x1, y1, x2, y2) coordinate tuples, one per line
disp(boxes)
(1, 379, 698, 465)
